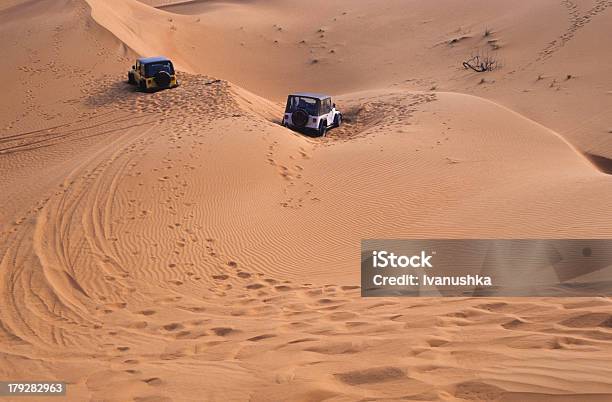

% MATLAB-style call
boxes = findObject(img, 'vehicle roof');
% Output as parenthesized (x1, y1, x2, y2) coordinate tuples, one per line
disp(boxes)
(137, 56, 172, 64)
(289, 92, 330, 100)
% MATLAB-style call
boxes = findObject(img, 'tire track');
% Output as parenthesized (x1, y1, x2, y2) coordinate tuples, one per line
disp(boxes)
(0, 115, 156, 353)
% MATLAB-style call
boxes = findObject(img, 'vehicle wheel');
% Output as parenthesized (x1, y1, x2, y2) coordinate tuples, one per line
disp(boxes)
(319, 121, 327, 137)
(128, 72, 136, 85)
(138, 80, 147, 92)
(154, 71, 171, 88)
(334, 114, 342, 128)
(291, 109, 308, 128)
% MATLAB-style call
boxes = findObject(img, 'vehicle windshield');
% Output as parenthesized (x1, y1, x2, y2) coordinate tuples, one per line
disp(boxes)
(285, 96, 320, 115)
(145, 61, 174, 77)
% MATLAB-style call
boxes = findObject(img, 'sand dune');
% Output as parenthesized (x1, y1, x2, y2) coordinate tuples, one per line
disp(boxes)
(1, 0, 611, 400)
(88, 0, 612, 158)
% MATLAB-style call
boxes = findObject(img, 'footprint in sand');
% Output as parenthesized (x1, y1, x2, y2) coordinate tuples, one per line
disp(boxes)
(143, 377, 163, 386)
(426, 338, 450, 347)
(247, 334, 276, 342)
(454, 381, 505, 401)
(335, 366, 406, 385)
(211, 327, 238, 336)
(287, 337, 318, 345)
(560, 313, 612, 328)
(162, 323, 184, 332)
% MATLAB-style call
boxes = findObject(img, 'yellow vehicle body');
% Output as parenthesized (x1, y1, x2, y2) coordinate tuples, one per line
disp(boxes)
(128, 56, 179, 91)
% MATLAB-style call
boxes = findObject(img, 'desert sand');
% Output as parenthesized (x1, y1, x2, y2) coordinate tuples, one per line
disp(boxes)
(1, 0, 611, 401)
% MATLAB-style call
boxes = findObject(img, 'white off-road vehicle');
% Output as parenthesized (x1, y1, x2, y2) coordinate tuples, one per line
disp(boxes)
(282, 92, 342, 136)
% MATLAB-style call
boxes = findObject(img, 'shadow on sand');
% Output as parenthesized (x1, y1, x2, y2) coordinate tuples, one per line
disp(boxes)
(585, 153, 612, 175)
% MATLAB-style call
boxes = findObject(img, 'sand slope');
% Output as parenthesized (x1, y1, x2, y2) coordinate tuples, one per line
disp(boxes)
(1, 0, 612, 401)
(91, 0, 612, 157)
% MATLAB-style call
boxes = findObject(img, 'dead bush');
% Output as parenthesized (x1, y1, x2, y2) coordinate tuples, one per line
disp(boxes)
(462, 50, 500, 72)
